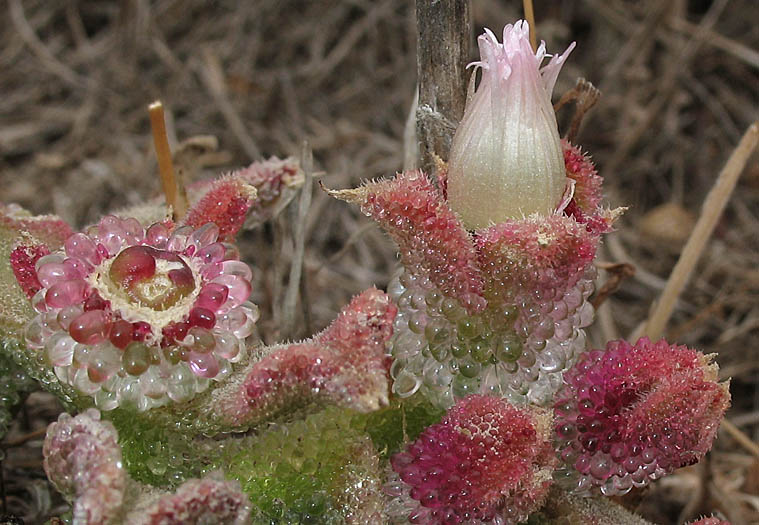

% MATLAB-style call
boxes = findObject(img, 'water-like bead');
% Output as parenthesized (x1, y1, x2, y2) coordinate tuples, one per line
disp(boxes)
(38, 262, 81, 288)
(24, 318, 45, 348)
(88, 351, 120, 383)
(457, 318, 479, 340)
(458, 360, 481, 379)
(109, 319, 133, 349)
(214, 331, 241, 359)
(45, 333, 76, 366)
(186, 327, 215, 353)
(195, 283, 229, 312)
(188, 352, 219, 378)
(188, 307, 215, 329)
(65, 233, 100, 264)
(45, 280, 88, 308)
(146, 222, 170, 248)
(450, 342, 468, 359)
(408, 313, 427, 334)
(139, 368, 167, 398)
(196, 242, 227, 264)
(188, 223, 219, 249)
(441, 298, 465, 321)
(122, 342, 150, 376)
(35, 253, 64, 273)
(31, 289, 48, 313)
(212, 274, 251, 308)
(429, 342, 449, 362)
(166, 225, 194, 252)
(200, 262, 223, 281)
(451, 375, 478, 398)
(424, 320, 448, 345)
(69, 310, 110, 345)
(392, 370, 421, 398)
(221, 260, 253, 282)
(469, 338, 491, 363)
(495, 334, 522, 362)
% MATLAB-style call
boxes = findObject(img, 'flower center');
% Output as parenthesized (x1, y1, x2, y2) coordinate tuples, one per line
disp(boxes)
(108, 246, 195, 311)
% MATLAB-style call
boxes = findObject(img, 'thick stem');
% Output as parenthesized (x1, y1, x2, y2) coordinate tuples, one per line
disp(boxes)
(415, 0, 471, 174)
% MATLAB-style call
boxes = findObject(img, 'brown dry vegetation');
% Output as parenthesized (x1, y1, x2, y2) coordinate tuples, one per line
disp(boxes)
(0, 0, 757, 523)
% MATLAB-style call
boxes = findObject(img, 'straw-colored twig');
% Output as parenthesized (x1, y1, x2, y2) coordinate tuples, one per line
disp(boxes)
(148, 101, 187, 220)
(523, 0, 537, 52)
(721, 418, 759, 460)
(281, 142, 313, 338)
(642, 122, 758, 341)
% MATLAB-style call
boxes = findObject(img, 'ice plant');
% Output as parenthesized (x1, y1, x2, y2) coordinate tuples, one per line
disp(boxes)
(0, 14, 735, 525)
(331, 22, 617, 410)
(447, 21, 575, 228)
(332, 136, 614, 411)
(23, 215, 258, 411)
(553, 338, 730, 495)
(386, 394, 555, 524)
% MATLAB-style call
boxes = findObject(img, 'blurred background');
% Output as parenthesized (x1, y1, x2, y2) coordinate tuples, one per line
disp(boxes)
(0, 0, 758, 522)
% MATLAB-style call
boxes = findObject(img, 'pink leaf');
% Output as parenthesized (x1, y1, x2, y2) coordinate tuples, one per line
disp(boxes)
(554, 337, 730, 495)
(330, 171, 485, 313)
(43, 409, 125, 525)
(216, 287, 396, 427)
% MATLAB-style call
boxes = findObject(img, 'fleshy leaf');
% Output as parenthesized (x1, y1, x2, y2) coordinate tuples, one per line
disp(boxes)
(538, 487, 654, 524)
(1, 204, 72, 334)
(10, 244, 49, 298)
(386, 394, 555, 524)
(214, 287, 395, 428)
(181, 175, 258, 241)
(43, 408, 126, 525)
(127, 474, 252, 525)
(476, 213, 598, 305)
(561, 140, 617, 234)
(235, 156, 304, 226)
(687, 518, 731, 525)
(0, 203, 73, 249)
(223, 407, 385, 523)
(554, 337, 730, 495)
(330, 171, 485, 313)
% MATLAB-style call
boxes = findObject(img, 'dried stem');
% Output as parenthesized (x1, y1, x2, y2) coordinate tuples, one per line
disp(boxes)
(281, 143, 313, 338)
(148, 101, 187, 220)
(642, 122, 759, 341)
(522, 0, 537, 52)
(415, 0, 471, 173)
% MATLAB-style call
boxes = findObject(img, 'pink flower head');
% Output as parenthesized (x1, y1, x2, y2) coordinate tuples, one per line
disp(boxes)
(447, 21, 575, 228)
(388, 395, 554, 524)
(23, 215, 258, 411)
(554, 338, 730, 495)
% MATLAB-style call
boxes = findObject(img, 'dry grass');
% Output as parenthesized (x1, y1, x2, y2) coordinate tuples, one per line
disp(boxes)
(0, 0, 757, 522)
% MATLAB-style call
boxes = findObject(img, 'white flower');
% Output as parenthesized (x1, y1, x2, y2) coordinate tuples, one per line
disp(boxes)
(447, 20, 575, 229)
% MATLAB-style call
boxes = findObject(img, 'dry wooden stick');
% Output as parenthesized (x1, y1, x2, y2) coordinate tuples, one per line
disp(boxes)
(642, 122, 758, 341)
(415, 0, 470, 173)
(523, 0, 537, 52)
(721, 417, 759, 460)
(281, 143, 313, 338)
(148, 101, 187, 220)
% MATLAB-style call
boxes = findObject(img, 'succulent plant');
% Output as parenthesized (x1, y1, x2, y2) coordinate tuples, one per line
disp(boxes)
(0, 18, 732, 525)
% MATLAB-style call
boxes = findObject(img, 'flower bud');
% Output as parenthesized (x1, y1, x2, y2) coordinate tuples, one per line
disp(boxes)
(447, 21, 574, 228)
